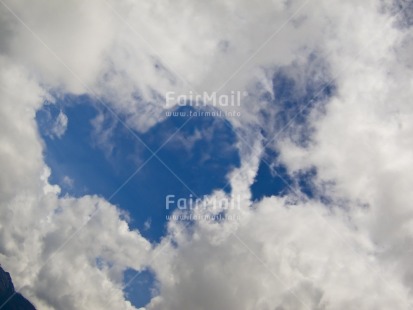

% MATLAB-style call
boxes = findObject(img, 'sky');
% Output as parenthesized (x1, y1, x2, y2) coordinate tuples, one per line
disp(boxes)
(1, 0, 413, 309)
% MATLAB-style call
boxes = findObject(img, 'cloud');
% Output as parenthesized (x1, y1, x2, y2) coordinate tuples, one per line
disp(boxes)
(50, 111, 68, 139)
(144, 1, 413, 309)
(0, 56, 151, 309)
(61, 175, 74, 189)
(1, 0, 331, 132)
(147, 196, 411, 309)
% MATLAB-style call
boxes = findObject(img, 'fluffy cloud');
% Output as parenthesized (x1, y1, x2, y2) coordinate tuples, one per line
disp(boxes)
(148, 196, 411, 309)
(1, 0, 332, 131)
(0, 56, 151, 309)
(147, 1, 413, 309)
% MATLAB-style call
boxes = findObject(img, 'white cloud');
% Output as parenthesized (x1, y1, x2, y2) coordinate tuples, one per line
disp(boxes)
(61, 175, 74, 189)
(0, 57, 151, 309)
(147, 195, 411, 309)
(46, 110, 68, 139)
(1, 0, 331, 132)
(145, 1, 413, 309)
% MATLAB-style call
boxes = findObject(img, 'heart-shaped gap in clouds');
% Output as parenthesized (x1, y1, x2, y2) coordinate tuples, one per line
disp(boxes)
(36, 96, 241, 242)
(36, 96, 241, 308)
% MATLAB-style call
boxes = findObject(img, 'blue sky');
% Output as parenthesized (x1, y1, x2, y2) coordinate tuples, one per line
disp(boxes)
(37, 97, 241, 242)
